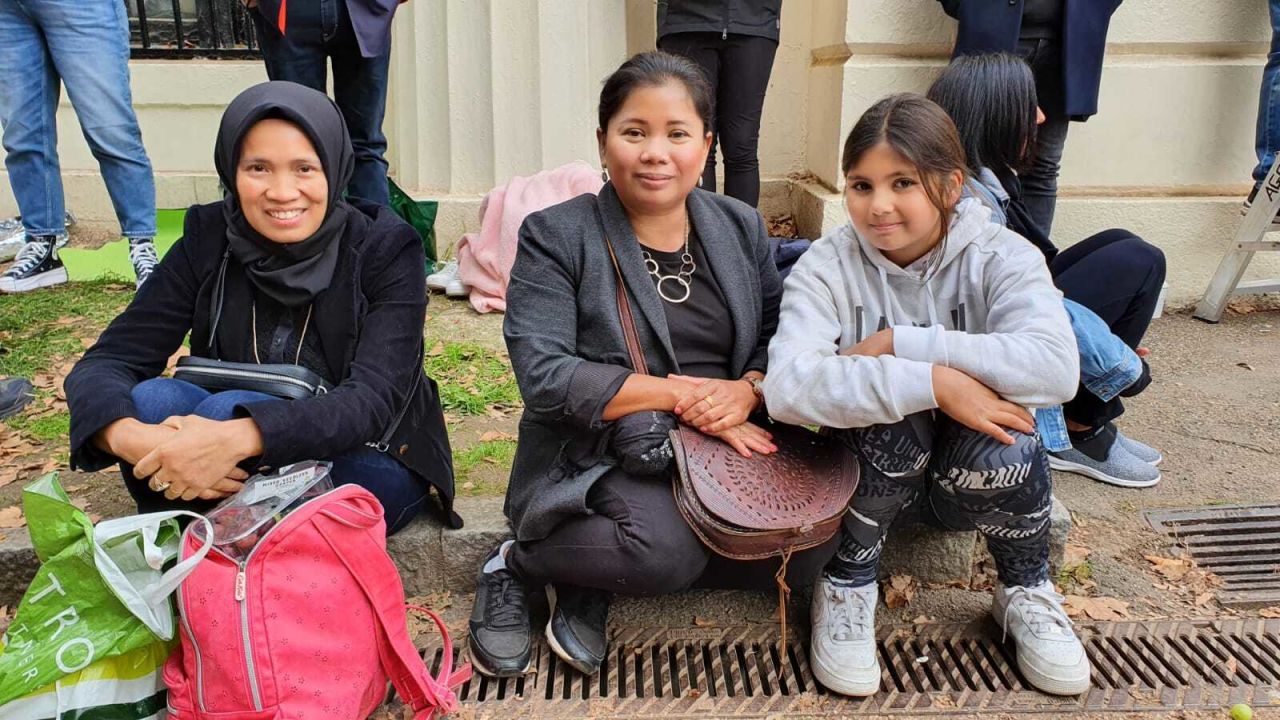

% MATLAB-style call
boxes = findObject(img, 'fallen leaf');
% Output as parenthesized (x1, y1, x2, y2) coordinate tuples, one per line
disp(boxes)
(693, 616, 717, 627)
(1145, 554, 1193, 582)
(0, 506, 24, 529)
(0, 468, 18, 488)
(931, 694, 956, 709)
(88, 514, 103, 524)
(479, 431, 515, 443)
(426, 341, 445, 357)
(70, 498, 90, 511)
(460, 482, 475, 491)
(1063, 594, 1130, 621)
(1224, 657, 1239, 676)
(1194, 591, 1215, 607)
(884, 574, 918, 609)
(485, 406, 509, 419)
(1238, 362, 1255, 371)
(1259, 607, 1280, 618)
(1064, 544, 1091, 567)
(63, 484, 87, 493)
(912, 615, 934, 625)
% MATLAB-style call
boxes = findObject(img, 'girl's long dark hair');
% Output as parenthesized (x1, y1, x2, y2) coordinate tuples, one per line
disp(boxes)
(926, 53, 1040, 175)
(842, 93, 968, 271)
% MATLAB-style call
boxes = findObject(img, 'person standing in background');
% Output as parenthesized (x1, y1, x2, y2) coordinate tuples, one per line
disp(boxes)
(245, 0, 408, 206)
(657, 0, 781, 208)
(936, 0, 1122, 236)
(0, 0, 159, 293)
(1245, 0, 1280, 215)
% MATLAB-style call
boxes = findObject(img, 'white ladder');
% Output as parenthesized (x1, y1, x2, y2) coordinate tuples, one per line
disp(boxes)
(1194, 155, 1280, 322)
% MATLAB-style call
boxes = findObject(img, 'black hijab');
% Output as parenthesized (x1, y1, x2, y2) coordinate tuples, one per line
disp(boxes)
(214, 81, 354, 307)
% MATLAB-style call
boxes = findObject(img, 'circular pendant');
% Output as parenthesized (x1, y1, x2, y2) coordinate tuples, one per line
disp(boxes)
(656, 275, 692, 303)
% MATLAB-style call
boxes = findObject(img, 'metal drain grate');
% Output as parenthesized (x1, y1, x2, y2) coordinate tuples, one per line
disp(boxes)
(1146, 504, 1280, 608)
(413, 620, 1280, 717)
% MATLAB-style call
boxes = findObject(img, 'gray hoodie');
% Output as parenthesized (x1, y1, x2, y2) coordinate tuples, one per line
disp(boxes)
(763, 198, 1079, 429)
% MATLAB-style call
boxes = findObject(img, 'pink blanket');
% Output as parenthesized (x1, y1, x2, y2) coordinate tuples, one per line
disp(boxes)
(455, 161, 604, 313)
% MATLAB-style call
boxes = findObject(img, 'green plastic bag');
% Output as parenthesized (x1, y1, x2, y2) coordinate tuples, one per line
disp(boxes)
(0, 642, 172, 720)
(388, 177, 440, 265)
(0, 474, 212, 706)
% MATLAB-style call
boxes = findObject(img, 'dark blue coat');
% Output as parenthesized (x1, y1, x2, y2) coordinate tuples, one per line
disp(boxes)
(257, 0, 400, 58)
(938, 0, 1122, 120)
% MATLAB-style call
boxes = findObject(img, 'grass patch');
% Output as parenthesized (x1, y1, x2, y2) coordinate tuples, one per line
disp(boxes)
(453, 439, 516, 496)
(0, 280, 132, 379)
(6, 413, 71, 443)
(422, 341, 521, 416)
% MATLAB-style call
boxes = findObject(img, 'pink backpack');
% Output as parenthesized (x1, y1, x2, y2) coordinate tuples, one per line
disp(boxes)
(164, 484, 470, 719)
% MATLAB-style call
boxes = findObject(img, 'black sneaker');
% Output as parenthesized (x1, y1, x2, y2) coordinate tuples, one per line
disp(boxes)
(467, 547, 533, 677)
(1242, 185, 1280, 224)
(0, 377, 34, 420)
(129, 238, 159, 289)
(546, 584, 609, 675)
(0, 236, 67, 293)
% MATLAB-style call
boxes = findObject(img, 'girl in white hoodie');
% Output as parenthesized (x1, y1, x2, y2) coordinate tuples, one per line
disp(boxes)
(763, 94, 1088, 699)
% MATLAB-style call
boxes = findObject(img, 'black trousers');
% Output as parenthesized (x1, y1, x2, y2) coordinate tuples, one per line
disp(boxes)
(1051, 229, 1167, 429)
(507, 468, 837, 596)
(1017, 37, 1071, 235)
(825, 413, 1053, 589)
(657, 32, 778, 208)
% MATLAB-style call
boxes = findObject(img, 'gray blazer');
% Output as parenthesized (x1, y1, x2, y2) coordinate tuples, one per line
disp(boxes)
(502, 184, 782, 541)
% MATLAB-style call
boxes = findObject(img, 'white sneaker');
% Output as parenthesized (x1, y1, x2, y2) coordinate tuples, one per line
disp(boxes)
(991, 581, 1091, 696)
(445, 275, 468, 298)
(427, 259, 458, 292)
(809, 577, 880, 697)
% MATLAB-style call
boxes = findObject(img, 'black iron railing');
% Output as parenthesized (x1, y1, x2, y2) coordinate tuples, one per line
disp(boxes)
(128, 0, 260, 58)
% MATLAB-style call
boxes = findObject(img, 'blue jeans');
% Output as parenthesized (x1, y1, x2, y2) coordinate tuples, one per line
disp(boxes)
(0, 0, 156, 238)
(251, 0, 391, 205)
(125, 378, 427, 534)
(1256, 0, 1280, 185)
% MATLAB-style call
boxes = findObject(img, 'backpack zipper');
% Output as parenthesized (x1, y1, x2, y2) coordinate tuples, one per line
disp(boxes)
(235, 561, 263, 711)
(176, 582, 208, 712)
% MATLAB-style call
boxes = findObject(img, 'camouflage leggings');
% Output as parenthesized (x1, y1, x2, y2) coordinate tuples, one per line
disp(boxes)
(825, 412, 1053, 588)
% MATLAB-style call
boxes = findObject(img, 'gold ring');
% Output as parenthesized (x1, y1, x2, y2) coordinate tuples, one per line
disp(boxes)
(704, 395, 715, 408)
(154, 480, 171, 493)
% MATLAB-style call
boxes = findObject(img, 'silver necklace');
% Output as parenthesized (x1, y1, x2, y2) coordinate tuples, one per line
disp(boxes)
(641, 219, 695, 304)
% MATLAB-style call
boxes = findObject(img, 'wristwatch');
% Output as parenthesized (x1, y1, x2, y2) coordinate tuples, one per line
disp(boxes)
(746, 376, 766, 409)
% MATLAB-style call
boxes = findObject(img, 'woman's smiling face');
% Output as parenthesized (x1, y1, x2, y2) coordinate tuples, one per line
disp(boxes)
(235, 118, 329, 244)
(597, 80, 712, 217)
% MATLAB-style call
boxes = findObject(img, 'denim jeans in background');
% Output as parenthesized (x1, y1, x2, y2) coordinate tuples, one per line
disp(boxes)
(251, 0, 391, 206)
(1016, 37, 1071, 237)
(0, 0, 156, 238)
(1255, 0, 1280, 185)
(124, 378, 428, 534)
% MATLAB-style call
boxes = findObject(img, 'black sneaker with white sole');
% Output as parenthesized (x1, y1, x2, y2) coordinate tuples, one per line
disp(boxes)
(0, 377, 34, 420)
(467, 547, 534, 677)
(0, 236, 67, 293)
(546, 584, 609, 675)
(129, 238, 159, 289)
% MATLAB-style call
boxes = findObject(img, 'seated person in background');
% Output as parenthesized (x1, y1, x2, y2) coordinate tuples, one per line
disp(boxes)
(927, 53, 1166, 489)
(466, 51, 838, 679)
(765, 93, 1089, 698)
(64, 82, 458, 535)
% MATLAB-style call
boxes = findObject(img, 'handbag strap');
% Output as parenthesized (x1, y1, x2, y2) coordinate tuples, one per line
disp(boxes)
(314, 510, 470, 719)
(603, 234, 650, 376)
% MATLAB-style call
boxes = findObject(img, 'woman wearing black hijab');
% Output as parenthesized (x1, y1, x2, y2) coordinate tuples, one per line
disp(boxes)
(65, 81, 459, 534)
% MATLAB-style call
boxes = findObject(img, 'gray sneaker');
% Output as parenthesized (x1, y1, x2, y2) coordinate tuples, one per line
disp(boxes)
(1111, 426, 1162, 466)
(0, 212, 73, 261)
(1049, 443, 1160, 488)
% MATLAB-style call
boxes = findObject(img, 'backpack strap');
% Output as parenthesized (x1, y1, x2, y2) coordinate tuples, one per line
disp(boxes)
(313, 498, 470, 719)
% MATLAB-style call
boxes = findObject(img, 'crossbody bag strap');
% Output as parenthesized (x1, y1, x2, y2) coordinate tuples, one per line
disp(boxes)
(602, 233, 650, 376)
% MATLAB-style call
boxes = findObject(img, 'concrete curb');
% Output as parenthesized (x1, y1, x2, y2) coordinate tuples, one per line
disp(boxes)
(0, 495, 1070, 606)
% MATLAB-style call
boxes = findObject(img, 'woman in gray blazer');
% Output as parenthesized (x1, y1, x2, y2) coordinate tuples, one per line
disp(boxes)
(466, 51, 837, 679)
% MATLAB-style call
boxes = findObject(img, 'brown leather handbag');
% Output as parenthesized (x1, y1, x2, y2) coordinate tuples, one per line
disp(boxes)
(603, 233, 858, 646)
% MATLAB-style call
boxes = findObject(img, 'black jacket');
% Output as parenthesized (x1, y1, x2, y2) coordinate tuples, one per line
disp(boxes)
(255, 0, 400, 58)
(65, 200, 460, 527)
(657, 0, 782, 41)
(501, 185, 780, 541)
(938, 0, 1122, 120)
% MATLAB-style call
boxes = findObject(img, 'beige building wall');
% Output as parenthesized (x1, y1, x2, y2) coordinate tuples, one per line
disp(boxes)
(1, 0, 1274, 303)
